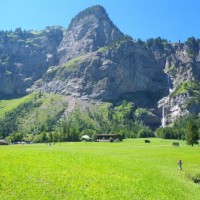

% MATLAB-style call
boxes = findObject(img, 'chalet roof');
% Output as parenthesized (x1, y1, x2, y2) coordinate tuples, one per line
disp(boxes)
(96, 134, 120, 137)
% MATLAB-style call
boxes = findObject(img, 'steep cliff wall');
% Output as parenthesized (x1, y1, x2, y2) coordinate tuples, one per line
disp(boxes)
(0, 5, 199, 126)
(0, 26, 64, 98)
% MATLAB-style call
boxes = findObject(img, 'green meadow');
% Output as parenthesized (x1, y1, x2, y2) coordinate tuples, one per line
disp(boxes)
(0, 138, 200, 200)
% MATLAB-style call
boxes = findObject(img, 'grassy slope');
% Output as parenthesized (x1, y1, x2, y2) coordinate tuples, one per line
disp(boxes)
(0, 93, 112, 136)
(18, 93, 67, 133)
(0, 93, 67, 135)
(0, 94, 34, 118)
(0, 138, 199, 200)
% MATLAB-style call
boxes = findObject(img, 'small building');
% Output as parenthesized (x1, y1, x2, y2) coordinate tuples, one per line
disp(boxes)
(0, 140, 8, 145)
(96, 134, 122, 142)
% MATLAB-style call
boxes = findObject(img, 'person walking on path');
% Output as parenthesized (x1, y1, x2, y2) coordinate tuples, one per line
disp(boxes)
(177, 159, 183, 170)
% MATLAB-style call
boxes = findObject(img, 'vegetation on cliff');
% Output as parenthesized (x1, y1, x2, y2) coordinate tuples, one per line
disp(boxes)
(0, 94, 156, 143)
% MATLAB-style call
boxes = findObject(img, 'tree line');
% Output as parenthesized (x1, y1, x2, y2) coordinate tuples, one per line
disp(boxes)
(1, 94, 199, 145)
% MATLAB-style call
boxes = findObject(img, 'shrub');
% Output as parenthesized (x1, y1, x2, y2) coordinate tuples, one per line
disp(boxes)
(187, 173, 200, 184)
(137, 128, 154, 138)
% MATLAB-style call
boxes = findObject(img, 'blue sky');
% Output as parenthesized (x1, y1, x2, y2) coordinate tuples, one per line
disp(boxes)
(0, 0, 200, 42)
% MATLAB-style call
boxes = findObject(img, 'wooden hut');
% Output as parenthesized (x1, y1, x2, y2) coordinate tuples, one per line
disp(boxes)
(95, 134, 122, 142)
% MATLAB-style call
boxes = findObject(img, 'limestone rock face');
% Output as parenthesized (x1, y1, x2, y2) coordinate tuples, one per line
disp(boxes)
(57, 5, 124, 64)
(157, 40, 200, 125)
(0, 26, 64, 97)
(158, 92, 200, 127)
(164, 43, 199, 88)
(37, 40, 169, 104)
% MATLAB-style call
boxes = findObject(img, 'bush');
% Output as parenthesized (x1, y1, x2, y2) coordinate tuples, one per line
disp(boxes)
(187, 173, 200, 184)
(137, 128, 154, 138)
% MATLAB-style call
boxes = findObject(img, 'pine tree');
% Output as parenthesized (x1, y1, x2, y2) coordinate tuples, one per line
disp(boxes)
(185, 120, 199, 146)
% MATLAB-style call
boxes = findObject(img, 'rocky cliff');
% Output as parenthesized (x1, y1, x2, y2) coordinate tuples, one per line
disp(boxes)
(158, 39, 200, 125)
(0, 26, 64, 98)
(37, 38, 169, 104)
(0, 5, 200, 126)
(57, 5, 124, 64)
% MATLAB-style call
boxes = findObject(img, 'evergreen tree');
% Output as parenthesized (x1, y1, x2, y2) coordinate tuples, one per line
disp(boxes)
(185, 120, 199, 146)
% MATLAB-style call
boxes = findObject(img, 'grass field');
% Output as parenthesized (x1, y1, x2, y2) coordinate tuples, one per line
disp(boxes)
(0, 138, 200, 200)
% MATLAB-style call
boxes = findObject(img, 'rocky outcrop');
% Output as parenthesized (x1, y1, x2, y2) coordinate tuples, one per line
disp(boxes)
(164, 43, 199, 88)
(158, 91, 200, 126)
(39, 39, 169, 105)
(157, 38, 200, 125)
(0, 26, 64, 98)
(57, 5, 124, 64)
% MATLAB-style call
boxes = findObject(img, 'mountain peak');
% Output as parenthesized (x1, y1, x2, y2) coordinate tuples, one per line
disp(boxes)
(69, 5, 108, 26)
(58, 5, 124, 64)
(68, 5, 109, 31)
